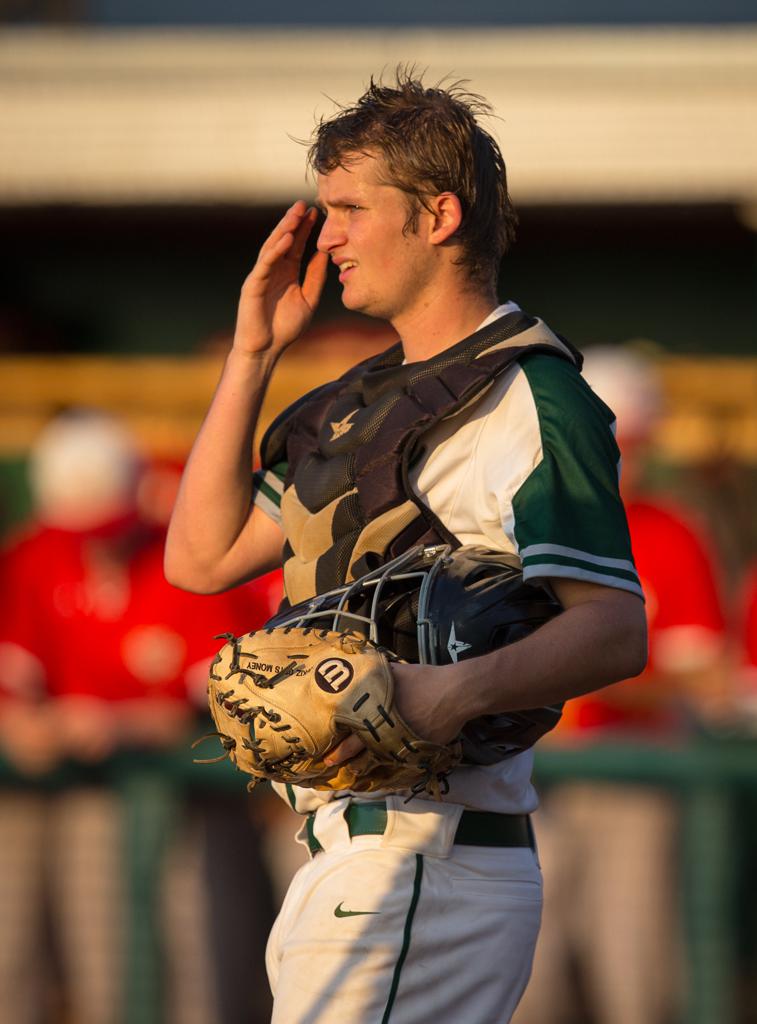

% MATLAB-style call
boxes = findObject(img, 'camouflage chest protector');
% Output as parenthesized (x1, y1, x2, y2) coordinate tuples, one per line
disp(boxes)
(260, 310, 582, 607)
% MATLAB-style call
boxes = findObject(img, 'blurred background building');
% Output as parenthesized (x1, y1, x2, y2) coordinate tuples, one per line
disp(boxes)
(0, 1, 755, 1022)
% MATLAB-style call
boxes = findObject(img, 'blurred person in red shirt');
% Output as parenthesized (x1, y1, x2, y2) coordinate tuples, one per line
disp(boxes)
(0, 409, 281, 1024)
(513, 348, 727, 1024)
(737, 566, 757, 710)
(734, 565, 757, 1012)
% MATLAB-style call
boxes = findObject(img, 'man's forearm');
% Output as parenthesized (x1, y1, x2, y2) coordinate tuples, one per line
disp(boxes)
(164, 347, 278, 592)
(451, 590, 647, 724)
(378, 587, 648, 752)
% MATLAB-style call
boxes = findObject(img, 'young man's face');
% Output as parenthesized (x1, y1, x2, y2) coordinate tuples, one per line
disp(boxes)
(316, 153, 439, 324)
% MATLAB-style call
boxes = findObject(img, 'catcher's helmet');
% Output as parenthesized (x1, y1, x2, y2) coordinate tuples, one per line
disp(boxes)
(267, 545, 564, 764)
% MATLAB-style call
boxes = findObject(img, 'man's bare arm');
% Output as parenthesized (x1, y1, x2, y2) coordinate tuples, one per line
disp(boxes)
(165, 201, 328, 593)
(448, 579, 646, 726)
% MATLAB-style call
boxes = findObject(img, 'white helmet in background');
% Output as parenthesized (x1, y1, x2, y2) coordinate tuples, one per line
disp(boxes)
(28, 409, 143, 532)
(581, 345, 664, 445)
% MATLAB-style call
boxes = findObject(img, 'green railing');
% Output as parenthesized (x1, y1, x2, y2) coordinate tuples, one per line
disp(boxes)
(2, 734, 756, 1024)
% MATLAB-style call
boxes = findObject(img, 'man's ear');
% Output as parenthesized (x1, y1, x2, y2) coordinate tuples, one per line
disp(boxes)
(428, 193, 463, 245)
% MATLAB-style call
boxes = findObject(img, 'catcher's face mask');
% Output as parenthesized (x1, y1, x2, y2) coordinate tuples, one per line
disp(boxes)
(267, 544, 564, 763)
(267, 544, 560, 665)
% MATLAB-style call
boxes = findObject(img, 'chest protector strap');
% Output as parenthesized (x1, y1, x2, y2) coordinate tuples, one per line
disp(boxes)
(261, 311, 581, 605)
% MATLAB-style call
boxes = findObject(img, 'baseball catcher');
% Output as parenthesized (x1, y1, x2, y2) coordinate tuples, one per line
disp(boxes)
(168, 71, 647, 1024)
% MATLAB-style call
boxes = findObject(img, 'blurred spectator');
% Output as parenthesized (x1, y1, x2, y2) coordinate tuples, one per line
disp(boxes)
(737, 566, 757, 717)
(0, 409, 281, 1024)
(514, 347, 727, 1024)
(735, 565, 757, 1016)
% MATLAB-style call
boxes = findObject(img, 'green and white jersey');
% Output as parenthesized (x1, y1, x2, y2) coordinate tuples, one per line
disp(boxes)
(253, 306, 639, 813)
(254, 309, 638, 600)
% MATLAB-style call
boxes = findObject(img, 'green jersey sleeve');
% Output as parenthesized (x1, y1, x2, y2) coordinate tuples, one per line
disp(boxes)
(513, 354, 642, 598)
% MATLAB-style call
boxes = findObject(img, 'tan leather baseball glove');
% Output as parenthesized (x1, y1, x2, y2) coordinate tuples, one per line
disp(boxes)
(200, 626, 461, 798)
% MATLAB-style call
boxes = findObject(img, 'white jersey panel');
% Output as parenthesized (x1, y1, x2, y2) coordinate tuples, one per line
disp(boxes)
(410, 363, 542, 557)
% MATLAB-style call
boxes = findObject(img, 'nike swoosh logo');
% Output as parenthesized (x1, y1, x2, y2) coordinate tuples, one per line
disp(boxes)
(334, 901, 380, 918)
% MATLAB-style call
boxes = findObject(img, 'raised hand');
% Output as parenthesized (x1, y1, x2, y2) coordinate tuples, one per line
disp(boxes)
(166, 203, 325, 592)
(233, 200, 329, 358)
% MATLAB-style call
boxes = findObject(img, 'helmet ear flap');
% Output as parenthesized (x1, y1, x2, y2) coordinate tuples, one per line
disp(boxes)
(267, 543, 561, 668)
(419, 549, 561, 669)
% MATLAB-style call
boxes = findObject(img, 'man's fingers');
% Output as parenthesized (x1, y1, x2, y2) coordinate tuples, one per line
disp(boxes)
(257, 201, 309, 263)
(302, 250, 329, 310)
(255, 231, 295, 275)
(287, 206, 319, 264)
(324, 734, 366, 765)
(250, 201, 315, 285)
(240, 200, 321, 311)
(272, 200, 309, 244)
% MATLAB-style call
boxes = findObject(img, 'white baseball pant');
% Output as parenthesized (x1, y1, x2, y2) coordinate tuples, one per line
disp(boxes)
(266, 796, 542, 1024)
